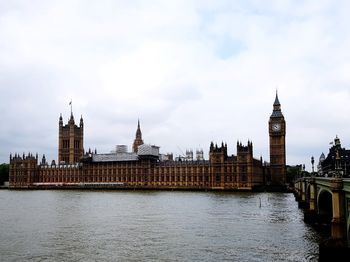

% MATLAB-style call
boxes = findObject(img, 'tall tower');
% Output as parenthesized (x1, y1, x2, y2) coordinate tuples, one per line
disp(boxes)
(269, 92, 286, 185)
(133, 120, 144, 153)
(58, 111, 84, 164)
(209, 142, 227, 187)
(237, 141, 254, 188)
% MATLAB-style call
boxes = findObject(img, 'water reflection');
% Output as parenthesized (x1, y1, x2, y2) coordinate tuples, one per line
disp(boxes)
(0, 191, 321, 261)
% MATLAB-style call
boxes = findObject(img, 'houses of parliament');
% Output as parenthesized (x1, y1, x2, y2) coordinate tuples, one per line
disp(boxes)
(9, 93, 286, 190)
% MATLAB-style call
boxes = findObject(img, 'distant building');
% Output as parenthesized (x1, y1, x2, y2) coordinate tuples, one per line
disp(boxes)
(159, 153, 173, 162)
(317, 153, 326, 176)
(9, 93, 286, 190)
(286, 164, 303, 185)
(318, 136, 350, 177)
(196, 150, 204, 161)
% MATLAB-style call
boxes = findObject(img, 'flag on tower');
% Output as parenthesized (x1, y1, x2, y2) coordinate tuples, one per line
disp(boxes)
(69, 100, 73, 115)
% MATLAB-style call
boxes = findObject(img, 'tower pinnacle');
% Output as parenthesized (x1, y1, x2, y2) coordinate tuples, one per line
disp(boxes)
(136, 119, 141, 137)
(59, 113, 63, 126)
(271, 91, 283, 118)
(133, 119, 144, 153)
(274, 90, 280, 106)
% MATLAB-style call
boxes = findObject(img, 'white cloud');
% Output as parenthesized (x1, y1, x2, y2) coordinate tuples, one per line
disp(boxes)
(1, 0, 350, 171)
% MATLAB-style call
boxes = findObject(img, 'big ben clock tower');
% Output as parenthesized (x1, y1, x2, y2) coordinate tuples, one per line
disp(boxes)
(269, 92, 286, 185)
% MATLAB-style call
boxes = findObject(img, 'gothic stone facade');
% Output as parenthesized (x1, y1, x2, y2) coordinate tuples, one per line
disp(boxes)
(9, 94, 286, 190)
(318, 136, 350, 177)
(58, 113, 84, 164)
(9, 143, 264, 190)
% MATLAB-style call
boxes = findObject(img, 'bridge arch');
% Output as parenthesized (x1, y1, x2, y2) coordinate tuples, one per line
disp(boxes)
(317, 189, 333, 225)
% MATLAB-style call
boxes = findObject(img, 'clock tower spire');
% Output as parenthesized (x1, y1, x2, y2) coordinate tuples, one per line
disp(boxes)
(269, 91, 286, 186)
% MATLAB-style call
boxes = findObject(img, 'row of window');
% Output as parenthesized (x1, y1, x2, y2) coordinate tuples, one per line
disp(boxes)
(85, 166, 249, 176)
(60, 156, 81, 163)
(62, 140, 81, 149)
(39, 174, 247, 183)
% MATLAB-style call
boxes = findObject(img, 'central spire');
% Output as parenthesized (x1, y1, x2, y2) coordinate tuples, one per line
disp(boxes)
(133, 119, 144, 153)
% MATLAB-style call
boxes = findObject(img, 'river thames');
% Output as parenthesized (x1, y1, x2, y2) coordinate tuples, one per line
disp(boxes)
(0, 190, 322, 261)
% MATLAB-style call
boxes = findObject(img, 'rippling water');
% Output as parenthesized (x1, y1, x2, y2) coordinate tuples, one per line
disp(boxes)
(0, 190, 321, 261)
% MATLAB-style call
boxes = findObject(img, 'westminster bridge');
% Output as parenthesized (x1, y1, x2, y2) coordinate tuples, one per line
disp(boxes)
(294, 176, 350, 249)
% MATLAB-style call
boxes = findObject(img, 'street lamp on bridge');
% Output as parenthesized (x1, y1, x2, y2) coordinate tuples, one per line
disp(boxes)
(335, 149, 343, 178)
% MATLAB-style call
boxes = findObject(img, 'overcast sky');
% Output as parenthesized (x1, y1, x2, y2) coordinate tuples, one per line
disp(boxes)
(1, 0, 350, 170)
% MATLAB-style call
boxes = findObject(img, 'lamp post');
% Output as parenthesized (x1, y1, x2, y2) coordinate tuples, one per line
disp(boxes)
(311, 156, 315, 176)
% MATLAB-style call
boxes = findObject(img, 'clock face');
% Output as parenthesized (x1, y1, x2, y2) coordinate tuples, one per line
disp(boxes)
(272, 123, 281, 132)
